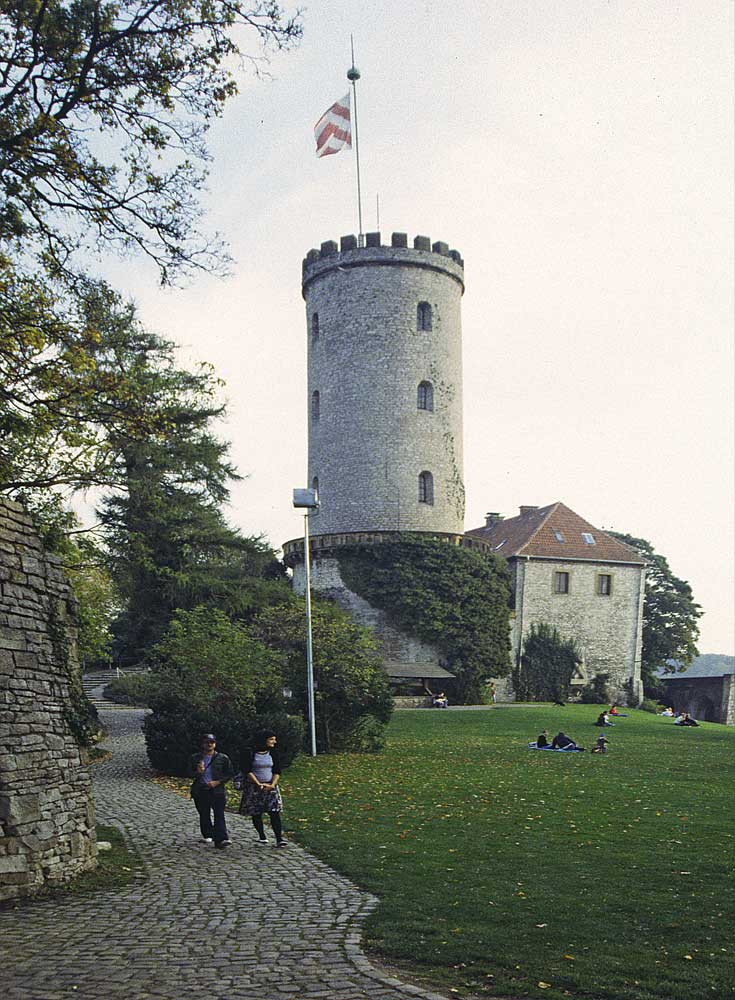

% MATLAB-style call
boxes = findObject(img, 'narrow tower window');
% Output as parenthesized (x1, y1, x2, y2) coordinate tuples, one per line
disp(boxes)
(418, 471, 434, 505)
(311, 312, 319, 343)
(311, 390, 320, 421)
(417, 301, 432, 331)
(312, 476, 319, 497)
(417, 381, 434, 411)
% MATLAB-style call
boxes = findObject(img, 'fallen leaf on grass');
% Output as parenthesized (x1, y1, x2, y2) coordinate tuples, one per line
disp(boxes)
(538, 983, 552, 989)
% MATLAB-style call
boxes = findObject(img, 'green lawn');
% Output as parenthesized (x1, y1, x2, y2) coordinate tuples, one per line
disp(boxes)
(281, 705, 735, 1000)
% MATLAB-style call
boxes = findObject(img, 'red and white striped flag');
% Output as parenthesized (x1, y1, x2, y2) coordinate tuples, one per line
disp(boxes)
(314, 92, 351, 158)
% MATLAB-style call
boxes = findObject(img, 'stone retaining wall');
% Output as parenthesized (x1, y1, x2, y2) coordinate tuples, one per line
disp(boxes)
(0, 498, 96, 902)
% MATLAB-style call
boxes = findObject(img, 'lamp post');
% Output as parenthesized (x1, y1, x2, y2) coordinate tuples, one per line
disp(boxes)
(292, 487, 319, 756)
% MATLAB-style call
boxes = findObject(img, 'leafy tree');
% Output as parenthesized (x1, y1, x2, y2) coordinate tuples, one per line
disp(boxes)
(251, 601, 394, 753)
(0, 0, 301, 280)
(64, 540, 118, 669)
(513, 624, 579, 703)
(336, 538, 512, 704)
(609, 532, 702, 693)
(142, 606, 303, 775)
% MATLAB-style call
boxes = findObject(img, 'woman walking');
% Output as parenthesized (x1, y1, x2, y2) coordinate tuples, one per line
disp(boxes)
(239, 729, 287, 847)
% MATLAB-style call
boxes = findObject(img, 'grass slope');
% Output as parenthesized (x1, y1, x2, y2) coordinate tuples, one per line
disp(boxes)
(282, 706, 734, 1000)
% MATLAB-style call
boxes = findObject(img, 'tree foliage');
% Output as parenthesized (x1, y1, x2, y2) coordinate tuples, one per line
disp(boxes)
(251, 600, 394, 753)
(336, 538, 512, 704)
(609, 532, 702, 691)
(513, 623, 579, 703)
(0, 0, 301, 280)
(142, 605, 303, 776)
(88, 290, 288, 664)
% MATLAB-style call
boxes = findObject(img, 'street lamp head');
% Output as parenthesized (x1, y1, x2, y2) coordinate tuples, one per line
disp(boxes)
(293, 487, 319, 509)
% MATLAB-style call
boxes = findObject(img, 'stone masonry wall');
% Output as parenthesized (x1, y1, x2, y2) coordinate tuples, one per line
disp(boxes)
(512, 558, 645, 703)
(0, 498, 96, 903)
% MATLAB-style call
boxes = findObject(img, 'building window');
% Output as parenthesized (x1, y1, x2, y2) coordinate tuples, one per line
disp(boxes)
(554, 531, 564, 543)
(312, 476, 319, 498)
(311, 390, 320, 421)
(418, 471, 434, 504)
(417, 301, 432, 331)
(311, 312, 319, 343)
(417, 380, 434, 411)
(581, 532, 595, 545)
(597, 574, 612, 596)
(554, 571, 570, 594)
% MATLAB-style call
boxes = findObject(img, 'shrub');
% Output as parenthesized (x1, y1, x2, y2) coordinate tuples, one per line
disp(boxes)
(103, 674, 153, 706)
(639, 698, 662, 714)
(251, 600, 393, 753)
(514, 624, 579, 702)
(142, 606, 302, 775)
(579, 672, 611, 704)
(143, 699, 304, 776)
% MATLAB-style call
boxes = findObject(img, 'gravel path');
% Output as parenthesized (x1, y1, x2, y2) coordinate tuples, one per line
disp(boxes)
(2, 709, 449, 1000)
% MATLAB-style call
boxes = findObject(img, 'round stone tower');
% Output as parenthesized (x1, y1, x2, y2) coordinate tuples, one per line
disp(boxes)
(284, 231, 468, 677)
(302, 231, 465, 536)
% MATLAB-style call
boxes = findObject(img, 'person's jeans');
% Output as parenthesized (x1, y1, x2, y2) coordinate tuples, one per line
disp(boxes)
(193, 787, 229, 844)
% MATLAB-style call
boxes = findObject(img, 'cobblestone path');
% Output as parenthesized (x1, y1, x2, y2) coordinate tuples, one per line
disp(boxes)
(2, 710, 449, 1000)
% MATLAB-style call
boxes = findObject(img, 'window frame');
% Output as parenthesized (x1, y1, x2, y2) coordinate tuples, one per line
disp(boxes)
(418, 470, 434, 505)
(596, 573, 613, 596)
(553, 570, 570, 594)
(417, 380, 434, 411)
(311, 390, 320, 421)
(417, 301, 433, 331)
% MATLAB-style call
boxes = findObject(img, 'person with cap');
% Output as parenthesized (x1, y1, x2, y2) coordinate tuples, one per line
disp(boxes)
(190, 733, 235, 848)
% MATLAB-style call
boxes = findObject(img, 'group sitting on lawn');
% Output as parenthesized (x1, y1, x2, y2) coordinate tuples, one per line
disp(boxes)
(528, 729, 585, 751)
(674, 711, 700, 727)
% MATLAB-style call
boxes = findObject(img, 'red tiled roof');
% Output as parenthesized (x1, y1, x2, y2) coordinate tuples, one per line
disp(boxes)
(465, 502, 646, 564)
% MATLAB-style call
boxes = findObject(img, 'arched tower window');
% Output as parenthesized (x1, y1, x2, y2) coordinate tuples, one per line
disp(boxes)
(311, 390, 320, 421)
(418, 471, 434, 505)
(417, 381, 434, 411)
(311, 312, 319, 343)
(417, 301, 432, 331)
(312, 476, 319, 497)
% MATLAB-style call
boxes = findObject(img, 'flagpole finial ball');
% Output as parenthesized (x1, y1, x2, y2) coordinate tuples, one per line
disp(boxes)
(347, 66, 361, 81)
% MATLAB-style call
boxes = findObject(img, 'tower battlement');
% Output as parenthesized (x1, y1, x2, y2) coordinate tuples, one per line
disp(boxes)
(302, 232, 464, 296)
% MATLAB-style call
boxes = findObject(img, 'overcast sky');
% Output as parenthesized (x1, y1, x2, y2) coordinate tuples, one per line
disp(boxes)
(96, 1, 734, 654)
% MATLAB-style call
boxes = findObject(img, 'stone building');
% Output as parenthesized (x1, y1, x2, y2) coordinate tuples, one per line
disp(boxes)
(283, 231, 472, 681)
(466, 502, 646, 702)
(0, 498, 97, 902)
(658, 657, 735, 725)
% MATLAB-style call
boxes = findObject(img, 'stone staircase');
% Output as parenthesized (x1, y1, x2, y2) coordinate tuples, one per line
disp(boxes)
(82, 667, 148, 709)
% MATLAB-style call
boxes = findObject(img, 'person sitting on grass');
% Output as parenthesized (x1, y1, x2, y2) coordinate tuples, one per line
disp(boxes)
(592, 733, 609, 754)
(528, 728, 550, 749)
(609, 703, 628, 717)
(595, 711, 614, 727)
(431, 691, 449, 709)
(550, 731, 583, 751)
(659, 706, 675, 717)
(675, 712, 700, 727)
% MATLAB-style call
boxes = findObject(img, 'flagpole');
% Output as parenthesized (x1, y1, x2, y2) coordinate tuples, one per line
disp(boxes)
(347, 36, 364, 245)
